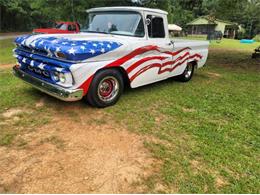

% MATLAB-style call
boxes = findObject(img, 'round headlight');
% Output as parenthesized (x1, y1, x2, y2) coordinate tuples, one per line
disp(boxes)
(59, 73, 66, 83)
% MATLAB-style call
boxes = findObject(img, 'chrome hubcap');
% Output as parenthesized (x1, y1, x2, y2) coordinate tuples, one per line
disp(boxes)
(185, 64, 193, 78)
(98, 76, 119, 102)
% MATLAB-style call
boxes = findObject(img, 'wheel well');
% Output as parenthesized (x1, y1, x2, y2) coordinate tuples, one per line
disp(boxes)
(189, 61, 198, 69)
(96, 67, 130, 87)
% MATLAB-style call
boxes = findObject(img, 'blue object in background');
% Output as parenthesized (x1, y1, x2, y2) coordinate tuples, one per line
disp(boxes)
(240, 39, 255, 44)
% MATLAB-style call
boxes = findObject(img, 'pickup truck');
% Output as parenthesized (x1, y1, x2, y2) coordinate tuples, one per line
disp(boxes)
(13, 7, 209, 108)
(33, 21, 80, 34)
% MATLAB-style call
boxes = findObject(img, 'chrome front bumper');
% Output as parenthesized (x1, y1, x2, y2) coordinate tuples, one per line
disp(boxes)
(13, 66, 83, 101)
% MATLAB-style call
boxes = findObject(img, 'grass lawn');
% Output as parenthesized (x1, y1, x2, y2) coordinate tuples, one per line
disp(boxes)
(179, 36, 259, 51)
(0, 38, 16, 65)
(0, 38, 259, 193)
(210, 38, 259, 51)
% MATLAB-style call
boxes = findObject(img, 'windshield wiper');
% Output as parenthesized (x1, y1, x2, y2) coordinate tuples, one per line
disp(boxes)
(81, 30, 109, 34)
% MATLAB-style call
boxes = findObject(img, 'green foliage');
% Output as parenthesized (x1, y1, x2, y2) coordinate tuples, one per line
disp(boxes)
(0, 0, 259, 36)
(253, 34, 260, 42)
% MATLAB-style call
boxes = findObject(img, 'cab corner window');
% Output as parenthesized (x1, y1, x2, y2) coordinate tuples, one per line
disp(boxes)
(147, 15, 165, 38)
(134, 19, 145, 37)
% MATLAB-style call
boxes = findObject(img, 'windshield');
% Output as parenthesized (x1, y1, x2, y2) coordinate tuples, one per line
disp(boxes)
(55, 23, 67, 30)
(81, 11, 145, 37)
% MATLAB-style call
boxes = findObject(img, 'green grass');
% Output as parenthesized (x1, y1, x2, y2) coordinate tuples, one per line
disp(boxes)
(210, 39, 259, 51)
(0, 38, 259, 193)
(178, 36, 259, 51)
(0, 134, 15, 146)
(0, 68, 52, 146)
(0, 38, 16, 65)
(253, 34, 260, 42)
(105, 51, 260, 193)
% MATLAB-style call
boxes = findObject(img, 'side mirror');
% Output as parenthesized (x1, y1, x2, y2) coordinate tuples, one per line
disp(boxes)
(145, 18, 151, 26)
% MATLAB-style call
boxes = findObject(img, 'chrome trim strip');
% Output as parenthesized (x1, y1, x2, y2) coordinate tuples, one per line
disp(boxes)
(15, 47, 82, 64)
(13, 66, 83, 102)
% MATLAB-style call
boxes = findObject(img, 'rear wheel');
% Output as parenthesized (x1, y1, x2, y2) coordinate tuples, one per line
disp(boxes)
(177, 62, 195, 82)
(86, 69, 124, 108)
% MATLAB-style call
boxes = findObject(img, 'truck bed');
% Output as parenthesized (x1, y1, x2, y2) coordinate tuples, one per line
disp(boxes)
(171, 38, 209, 48)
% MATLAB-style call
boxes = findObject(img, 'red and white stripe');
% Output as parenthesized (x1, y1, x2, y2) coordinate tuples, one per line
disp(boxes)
(79, 45, 202, 95)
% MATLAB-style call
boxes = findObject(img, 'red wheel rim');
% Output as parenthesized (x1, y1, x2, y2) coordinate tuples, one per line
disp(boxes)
(98, 76, 119, 102)
(99, 79, 114, 98)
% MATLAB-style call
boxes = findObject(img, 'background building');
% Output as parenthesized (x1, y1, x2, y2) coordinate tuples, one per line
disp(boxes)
(187, 16, 240, 39)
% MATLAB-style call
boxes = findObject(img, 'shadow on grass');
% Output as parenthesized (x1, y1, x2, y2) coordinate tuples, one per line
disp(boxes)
(208, 48, 260, 70)
(26, 70, 214, 111)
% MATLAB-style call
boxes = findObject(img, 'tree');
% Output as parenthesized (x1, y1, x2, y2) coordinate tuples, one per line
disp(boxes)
(0, 0, 259, 37)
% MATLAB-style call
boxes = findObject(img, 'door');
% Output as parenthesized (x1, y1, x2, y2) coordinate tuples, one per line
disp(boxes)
(134, 13, 173, 86)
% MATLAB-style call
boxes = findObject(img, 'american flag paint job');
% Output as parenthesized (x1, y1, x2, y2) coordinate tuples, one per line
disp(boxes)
(15, 35, 122, 61)
(13, 33, 208, 96)
(78, 45, 203, 94)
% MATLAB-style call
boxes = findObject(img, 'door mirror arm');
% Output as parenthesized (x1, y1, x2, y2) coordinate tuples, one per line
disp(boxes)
(167, 40, 174, 47)
(170, 40, 175, 47)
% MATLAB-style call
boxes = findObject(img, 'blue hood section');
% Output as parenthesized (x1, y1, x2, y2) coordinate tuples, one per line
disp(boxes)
(14, 35, 122, 61)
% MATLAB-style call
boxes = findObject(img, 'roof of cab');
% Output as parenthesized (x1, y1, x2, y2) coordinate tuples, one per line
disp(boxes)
(87, 6, 168, 15)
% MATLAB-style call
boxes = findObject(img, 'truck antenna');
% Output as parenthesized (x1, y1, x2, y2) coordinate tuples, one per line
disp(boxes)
(71, 0, 75, 21)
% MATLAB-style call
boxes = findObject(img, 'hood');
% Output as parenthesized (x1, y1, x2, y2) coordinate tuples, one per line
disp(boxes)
(14, 34, 123, 62)
(33, 28, 70, 34)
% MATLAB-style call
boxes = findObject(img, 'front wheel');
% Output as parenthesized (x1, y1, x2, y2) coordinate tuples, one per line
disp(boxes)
(86, 69, 124, 108)
(176, 62, 195, 82)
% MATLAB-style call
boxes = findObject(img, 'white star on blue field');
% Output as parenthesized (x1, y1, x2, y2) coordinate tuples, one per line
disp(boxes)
(15, 36, 122, 61)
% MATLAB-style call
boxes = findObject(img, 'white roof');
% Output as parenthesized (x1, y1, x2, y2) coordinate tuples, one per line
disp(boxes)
(87, 6, 168, 15)
(168, 24, 182, 31)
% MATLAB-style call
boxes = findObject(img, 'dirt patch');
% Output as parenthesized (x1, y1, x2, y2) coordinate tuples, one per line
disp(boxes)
(215, 176, 228, 188)
(2, 108, 32, 124)
(0, 113, 156, 193)
(0, 64, 13, 69)
(35, 97, 46, 108)
(182, 107, 196, 113)
(190, 159, 203, 174)
(189, 159, 229, 189)
(2, 108, 23, 118)
(207, 72, 222, 78)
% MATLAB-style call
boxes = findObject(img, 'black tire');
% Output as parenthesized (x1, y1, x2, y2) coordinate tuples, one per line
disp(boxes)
(176, 62, 195, 82)
(86, 69, 124, 108)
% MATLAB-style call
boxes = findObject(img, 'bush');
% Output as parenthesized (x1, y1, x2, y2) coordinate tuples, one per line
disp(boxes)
(236, 31, 246, 40)
(253, 34, 260, 42)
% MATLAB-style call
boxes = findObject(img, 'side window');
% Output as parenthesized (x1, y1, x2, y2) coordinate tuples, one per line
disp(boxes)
(71, 25, 76, 31)
(68, 25, 76, 31)
(147, 15, 165, 38)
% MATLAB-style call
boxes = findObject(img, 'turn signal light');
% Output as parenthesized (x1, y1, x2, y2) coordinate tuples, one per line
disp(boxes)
(56, 52, 66, 59)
